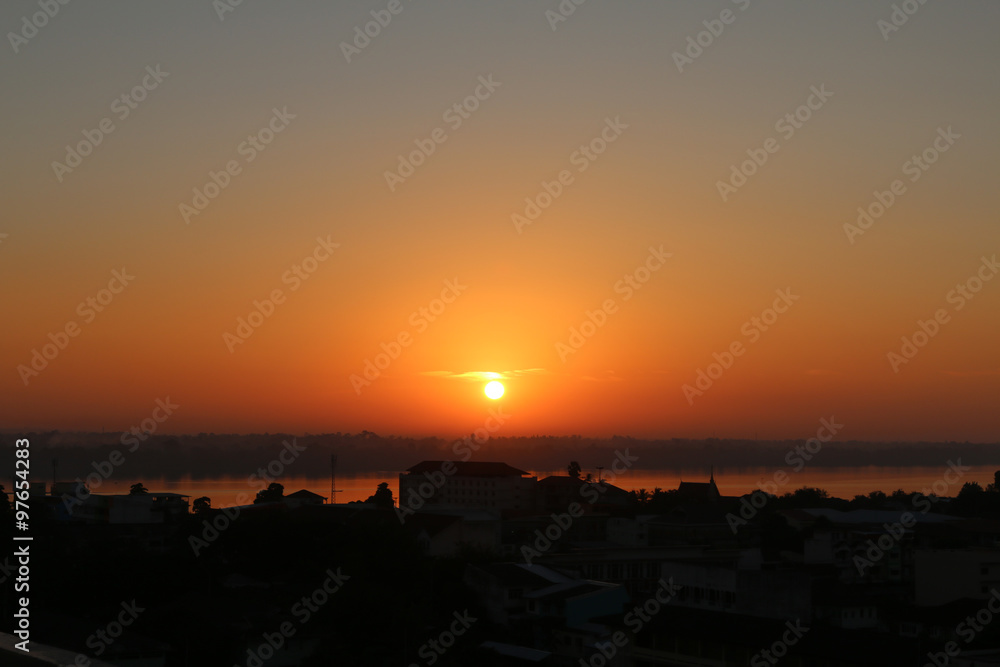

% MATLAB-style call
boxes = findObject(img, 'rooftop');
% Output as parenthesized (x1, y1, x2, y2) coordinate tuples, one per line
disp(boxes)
(405, 461, 531, 478)
(287, 489, 327, 501)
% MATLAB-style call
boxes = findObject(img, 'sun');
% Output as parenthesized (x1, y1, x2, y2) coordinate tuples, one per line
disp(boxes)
(484, 380, 505, 400)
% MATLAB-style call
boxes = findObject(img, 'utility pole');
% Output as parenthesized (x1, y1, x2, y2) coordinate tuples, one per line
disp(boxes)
(329, 453, 342, 504)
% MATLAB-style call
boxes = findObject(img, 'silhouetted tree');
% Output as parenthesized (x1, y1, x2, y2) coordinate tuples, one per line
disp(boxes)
(960, 481, 985, 497)
(779, 487, 829, 508)
(129, 482, 148, 495)
(646, 488, 685, 513)
(567, 461, 581, 479)
(193, 496, 212, 514)
(867, 490, 887, 505)
(890, 489, 909, 502)
(253, 482, 284, 504)
(952, 481, 986, 516)
(365, 482, 395, 509)
(851, 489, 910, 510)
(629, 488, 651, 506)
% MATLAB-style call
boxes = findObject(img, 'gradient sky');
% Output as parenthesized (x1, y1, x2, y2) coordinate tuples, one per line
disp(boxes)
(2, 1, 998, 441)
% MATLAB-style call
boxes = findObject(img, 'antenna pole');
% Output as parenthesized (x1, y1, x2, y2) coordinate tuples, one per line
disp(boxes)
(330, 453, 342, 504)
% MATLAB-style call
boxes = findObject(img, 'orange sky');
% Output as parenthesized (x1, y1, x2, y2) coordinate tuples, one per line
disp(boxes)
(2, 2, 998, 441)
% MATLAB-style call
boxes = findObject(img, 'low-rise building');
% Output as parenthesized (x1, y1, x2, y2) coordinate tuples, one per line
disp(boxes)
(399, 461, 536, 512)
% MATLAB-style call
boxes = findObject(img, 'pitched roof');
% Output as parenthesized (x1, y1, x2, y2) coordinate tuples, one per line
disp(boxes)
(677, 481, 714, 492)
(676, 479, 720, 500)
(287, 489, 327, 500)
(405, 461, 530, 477)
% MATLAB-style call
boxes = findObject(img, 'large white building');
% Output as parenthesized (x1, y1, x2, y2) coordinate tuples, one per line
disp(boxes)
(399, 461, 536, 512)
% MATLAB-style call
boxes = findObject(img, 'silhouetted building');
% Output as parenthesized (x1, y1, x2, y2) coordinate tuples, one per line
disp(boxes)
(406, 509, 500, 556)
(286, 488, 327, 505)
(535, 475, 631, 514)
(399, 461, 536, 511)
(51, 490, 189, 524)
(675, 470, 720, 503)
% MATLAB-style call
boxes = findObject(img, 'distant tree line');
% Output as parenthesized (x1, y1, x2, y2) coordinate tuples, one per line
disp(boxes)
(627, 470, 1000, 518)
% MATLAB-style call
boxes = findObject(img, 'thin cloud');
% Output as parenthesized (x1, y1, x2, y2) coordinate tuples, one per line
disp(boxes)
(421, 369, 550, 381)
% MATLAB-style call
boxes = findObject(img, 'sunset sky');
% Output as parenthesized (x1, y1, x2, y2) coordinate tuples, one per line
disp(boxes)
(3, 1, 998, 441)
